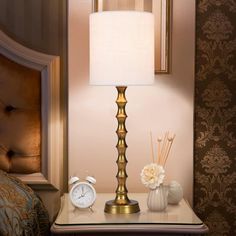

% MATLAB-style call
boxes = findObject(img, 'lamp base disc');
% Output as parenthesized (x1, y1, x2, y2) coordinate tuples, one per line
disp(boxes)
(104, 199, 140, 214)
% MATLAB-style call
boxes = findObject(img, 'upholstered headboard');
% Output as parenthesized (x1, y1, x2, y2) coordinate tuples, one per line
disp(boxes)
(0, 30, 62, 191)
(0, 53, 41, 174)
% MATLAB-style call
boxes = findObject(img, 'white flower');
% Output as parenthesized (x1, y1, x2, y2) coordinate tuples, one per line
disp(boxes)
(140, 163, 165, 189)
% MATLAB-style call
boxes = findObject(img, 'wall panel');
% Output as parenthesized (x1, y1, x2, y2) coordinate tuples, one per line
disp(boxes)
(0, 0, 65, 55)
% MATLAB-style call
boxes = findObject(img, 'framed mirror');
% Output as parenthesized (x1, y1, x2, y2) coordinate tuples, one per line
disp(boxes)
(92, 0, 172, 74)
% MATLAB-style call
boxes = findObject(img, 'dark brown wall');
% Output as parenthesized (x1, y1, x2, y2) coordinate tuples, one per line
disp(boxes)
(0, 0, 68, 192)
(194, 1, 236, 235)
(0, 0, 67, 57)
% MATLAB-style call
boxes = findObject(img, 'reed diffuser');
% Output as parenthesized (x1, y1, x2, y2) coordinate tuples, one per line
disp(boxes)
(141, 131, 175, 188)
(141, 131, 176, 212)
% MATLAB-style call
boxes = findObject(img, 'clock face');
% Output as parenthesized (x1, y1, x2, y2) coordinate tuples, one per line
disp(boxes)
(69, 182, 96, 208)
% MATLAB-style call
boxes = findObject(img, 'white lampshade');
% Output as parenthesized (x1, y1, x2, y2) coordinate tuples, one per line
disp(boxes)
(90, 11, 154, 86)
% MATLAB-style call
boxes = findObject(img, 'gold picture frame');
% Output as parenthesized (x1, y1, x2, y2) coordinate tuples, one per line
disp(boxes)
(92, 0, 172, 74)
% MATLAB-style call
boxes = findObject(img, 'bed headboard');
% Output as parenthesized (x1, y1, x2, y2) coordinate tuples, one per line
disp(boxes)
(0, 30, 63, 191)
(0, 53, 41, 174)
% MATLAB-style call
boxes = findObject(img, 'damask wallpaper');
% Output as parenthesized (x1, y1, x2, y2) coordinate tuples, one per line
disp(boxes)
(194, 0, 236, 235)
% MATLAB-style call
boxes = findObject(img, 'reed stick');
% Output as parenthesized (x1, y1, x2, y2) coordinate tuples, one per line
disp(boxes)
(157, 137, 162, 165)
(150, 131, 155, 163)
(149, 131, 175, 166)
(162, 134, 171, 165)
(160, 131, 169, 165)
(163, 134, 176, 167)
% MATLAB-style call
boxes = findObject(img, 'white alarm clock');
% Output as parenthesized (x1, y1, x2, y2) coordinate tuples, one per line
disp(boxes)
(69, 176, 96, 209)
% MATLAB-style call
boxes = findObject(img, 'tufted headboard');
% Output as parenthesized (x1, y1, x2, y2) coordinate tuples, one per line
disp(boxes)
(0, 30, 63, 191)
(0, 53, 41, 174)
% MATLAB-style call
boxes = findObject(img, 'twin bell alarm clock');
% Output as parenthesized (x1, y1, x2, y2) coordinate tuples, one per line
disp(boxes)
(69, 175, 96, 209)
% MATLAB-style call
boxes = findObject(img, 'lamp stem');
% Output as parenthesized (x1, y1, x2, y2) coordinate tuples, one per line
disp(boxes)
(104, 86, 140, 214)
(115, 86, 129, 204)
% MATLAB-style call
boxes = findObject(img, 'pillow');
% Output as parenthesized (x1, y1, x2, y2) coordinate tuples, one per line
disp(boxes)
(0, 170, 49, 235)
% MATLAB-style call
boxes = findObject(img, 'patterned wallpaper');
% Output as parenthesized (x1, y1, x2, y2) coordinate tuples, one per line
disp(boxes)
(194, 1, 236, 235)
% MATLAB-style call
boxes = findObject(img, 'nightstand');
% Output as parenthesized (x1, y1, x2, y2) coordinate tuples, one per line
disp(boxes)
(51, 193, 208, 235)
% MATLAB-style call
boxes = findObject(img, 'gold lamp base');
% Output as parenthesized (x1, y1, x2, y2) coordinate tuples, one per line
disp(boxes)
(104, 200, 140, 214)
(104, 86, 140, 214)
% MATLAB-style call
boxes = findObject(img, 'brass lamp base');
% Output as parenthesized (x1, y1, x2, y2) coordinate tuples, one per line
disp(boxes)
(104, 200, 140, 214)
(104, 86, 140, 214)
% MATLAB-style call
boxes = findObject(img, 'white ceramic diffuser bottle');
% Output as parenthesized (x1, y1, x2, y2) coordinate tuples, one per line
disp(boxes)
(147, 184, 168, 211)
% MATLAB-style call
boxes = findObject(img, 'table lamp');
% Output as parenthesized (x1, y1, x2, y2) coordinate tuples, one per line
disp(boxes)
(90, 11, 154, 214)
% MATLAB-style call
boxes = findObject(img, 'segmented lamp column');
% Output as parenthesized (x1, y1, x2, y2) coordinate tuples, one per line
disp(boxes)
(104, 86, 140, 214)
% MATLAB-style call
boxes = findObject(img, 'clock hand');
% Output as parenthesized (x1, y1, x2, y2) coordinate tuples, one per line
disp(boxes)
(83, 190, 90, 196)
(77, 195, 84, 200)
(76, 187, 89, 200)
(77, 192, 85, 199)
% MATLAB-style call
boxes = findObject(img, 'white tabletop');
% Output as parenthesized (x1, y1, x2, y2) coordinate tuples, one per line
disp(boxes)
(52, 193, 207, 233)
